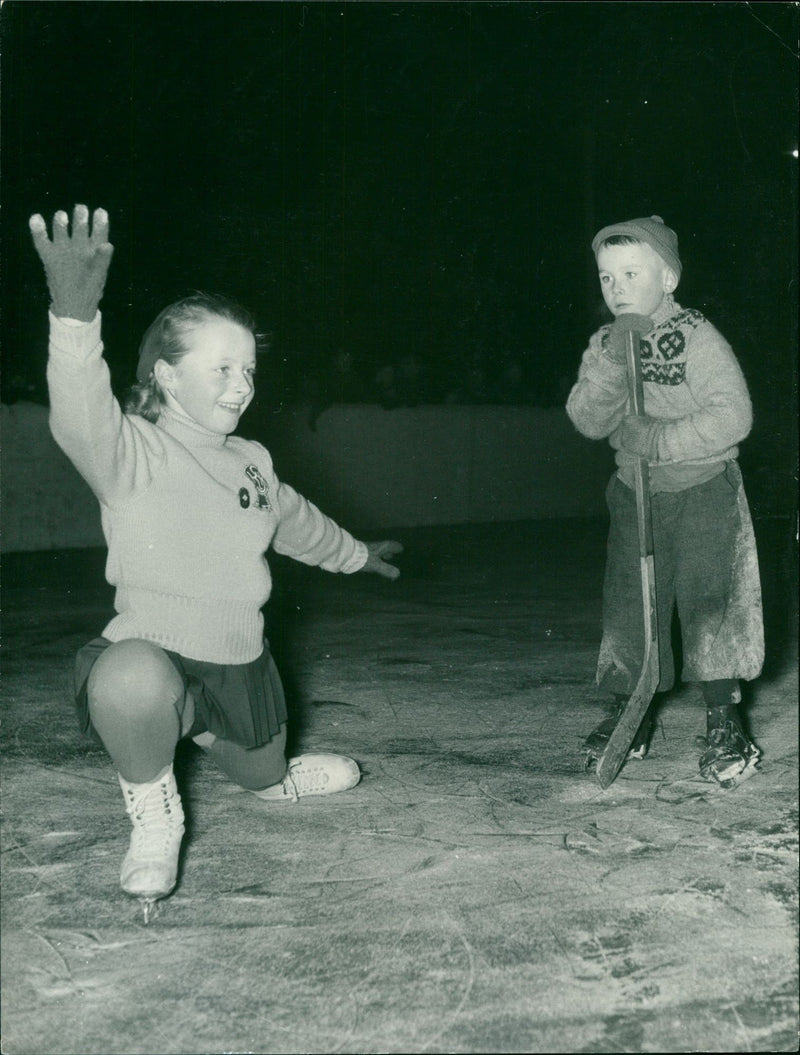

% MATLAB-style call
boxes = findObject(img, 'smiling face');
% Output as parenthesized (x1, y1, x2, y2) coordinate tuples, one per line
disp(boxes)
(156, 316, 257, 434)
(596, 241, 677, 318)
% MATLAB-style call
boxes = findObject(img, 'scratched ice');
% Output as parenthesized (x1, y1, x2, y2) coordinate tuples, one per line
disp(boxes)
(1, 521, 797, 1055)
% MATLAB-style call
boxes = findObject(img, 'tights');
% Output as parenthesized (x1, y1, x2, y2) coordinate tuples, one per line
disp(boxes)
(87, 639, 288, 789)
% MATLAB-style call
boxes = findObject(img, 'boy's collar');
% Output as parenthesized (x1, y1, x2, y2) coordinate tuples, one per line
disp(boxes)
(650, 293, 680, 327)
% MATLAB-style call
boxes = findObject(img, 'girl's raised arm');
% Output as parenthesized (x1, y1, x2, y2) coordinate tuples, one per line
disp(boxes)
(30, 205, 164, 505)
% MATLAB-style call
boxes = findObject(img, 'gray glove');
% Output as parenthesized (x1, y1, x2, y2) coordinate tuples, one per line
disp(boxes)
(604, 313, 653, 364)
(29, 205, 113, 322)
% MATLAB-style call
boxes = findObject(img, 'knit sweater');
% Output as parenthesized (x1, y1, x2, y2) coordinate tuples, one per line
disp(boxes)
(565, 296, 753, 492)
(47, 312, 368, 664)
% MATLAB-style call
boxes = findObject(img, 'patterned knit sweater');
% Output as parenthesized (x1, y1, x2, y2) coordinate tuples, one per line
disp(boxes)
(47, 313, 367, 664)
(566, 296, 753, 492)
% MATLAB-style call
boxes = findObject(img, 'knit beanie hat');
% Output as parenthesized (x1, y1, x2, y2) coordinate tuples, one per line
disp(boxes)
(592, 215, 682, 280)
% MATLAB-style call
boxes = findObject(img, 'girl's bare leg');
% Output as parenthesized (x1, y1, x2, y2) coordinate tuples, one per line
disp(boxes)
(87, 639, 194, 782)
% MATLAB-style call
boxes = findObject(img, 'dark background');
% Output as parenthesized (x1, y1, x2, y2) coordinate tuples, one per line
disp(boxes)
(2, 1, 797, 509)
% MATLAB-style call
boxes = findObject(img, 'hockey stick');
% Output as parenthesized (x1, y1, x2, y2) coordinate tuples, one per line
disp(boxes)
(595, 327, 660, 788)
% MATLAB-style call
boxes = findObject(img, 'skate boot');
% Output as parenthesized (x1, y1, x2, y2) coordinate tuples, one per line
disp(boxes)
(118, 765, 185, 922)
(251, 753, 360, 803)
(584, 698, 655, 769)
(699, 707, 760, 788)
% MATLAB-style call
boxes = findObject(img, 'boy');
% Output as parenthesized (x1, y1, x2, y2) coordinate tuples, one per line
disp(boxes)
(566, 215, 763, 787)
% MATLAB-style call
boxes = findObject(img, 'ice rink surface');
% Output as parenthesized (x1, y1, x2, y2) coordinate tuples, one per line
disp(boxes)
(2, 519, 797, 1054)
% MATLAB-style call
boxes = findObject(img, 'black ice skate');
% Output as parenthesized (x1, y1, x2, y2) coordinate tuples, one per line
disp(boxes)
(699, 707, 761, 789)
(584, 699, 655, 769)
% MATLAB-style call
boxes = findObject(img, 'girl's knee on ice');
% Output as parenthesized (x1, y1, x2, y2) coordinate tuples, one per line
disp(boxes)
(197, 726, 289, 791)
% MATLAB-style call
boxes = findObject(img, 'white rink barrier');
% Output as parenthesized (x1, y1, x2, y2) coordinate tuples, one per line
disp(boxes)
(1, 401, 614, 552)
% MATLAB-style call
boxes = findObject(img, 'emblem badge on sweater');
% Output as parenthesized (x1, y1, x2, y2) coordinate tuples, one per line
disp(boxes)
(242, 465, 272, 511)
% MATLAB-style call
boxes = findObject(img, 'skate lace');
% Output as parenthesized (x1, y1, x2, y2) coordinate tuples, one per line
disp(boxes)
(282, 761, 329, 802)
(124, 779, 184, 857)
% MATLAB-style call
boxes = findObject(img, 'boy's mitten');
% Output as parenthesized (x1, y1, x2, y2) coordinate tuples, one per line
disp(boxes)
(604, 313, 653, 364)
(619, 413, 660, 460)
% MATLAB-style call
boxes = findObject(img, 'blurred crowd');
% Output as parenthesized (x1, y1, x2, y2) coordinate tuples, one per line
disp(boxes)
(278, 347, 573, 427)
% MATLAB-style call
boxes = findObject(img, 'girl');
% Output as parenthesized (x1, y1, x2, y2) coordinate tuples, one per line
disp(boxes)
(29, 204, 403, 921)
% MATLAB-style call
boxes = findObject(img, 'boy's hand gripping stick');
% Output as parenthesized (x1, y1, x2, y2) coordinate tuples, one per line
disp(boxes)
(595, 325, 660, 788)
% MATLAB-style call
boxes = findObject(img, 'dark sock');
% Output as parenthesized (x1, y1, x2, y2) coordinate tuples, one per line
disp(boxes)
(701, 680, 744, 736)
(701, 679, 741, 708)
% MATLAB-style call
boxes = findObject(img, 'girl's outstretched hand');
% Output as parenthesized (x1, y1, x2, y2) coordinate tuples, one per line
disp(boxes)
(29, 204, 114, 322)
(362, 540, 403, 580)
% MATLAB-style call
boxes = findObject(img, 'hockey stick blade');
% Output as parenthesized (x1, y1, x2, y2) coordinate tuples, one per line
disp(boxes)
(595, 652, 659, 788)
(595, 551, 659, 787)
